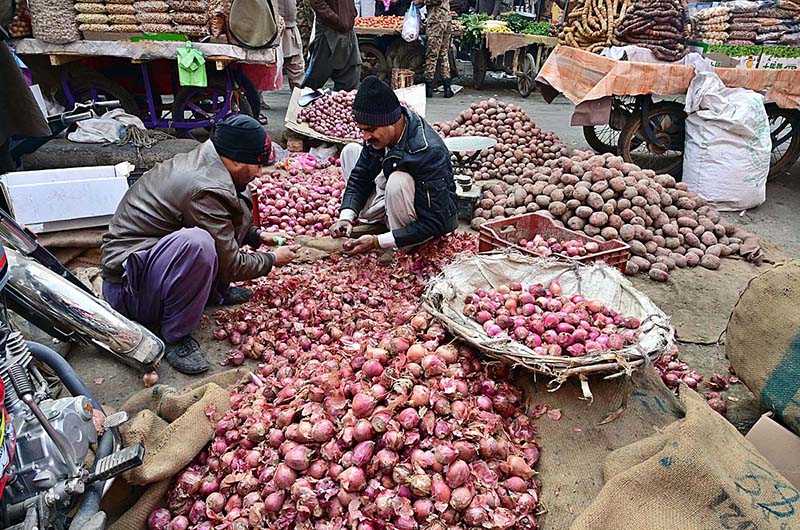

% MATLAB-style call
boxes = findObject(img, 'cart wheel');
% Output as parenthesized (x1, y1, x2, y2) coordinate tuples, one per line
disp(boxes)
(765, 103, 800, 180)
(618, 101, 686, 178)
(59, 69, 140, 116)
(172, 78, 252, 140)
(472, 48, 487, 89)
(517, 52, 535, 98)
(583, 125, 621, 155)
(360, 44, 389, 82)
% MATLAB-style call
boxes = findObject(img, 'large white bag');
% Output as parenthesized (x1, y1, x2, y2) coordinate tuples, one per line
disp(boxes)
(682, 70, 771, 211)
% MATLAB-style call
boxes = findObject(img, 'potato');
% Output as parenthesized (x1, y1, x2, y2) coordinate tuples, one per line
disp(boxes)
(630, 216, 646, 227)
(624, 260, 639, 275)
(685, 252, 700, 267)
(609, 214, 624, 230)
(718, 244, 732, 257)
(700, 254, 721, 270)
(589, 211, 609, 227)
(532, 181, 547, 195)
(630, 240, 647, 256)
(645, 241, 658, 254)
(550, 189, 565, 202)
(623, 186, 638, 200)
(662, 223, 679, 237)
(526, 202, 539, 212)
(573, 187, 590, 202)
(471, 217, 487, 230)
(513, 188, 527, 206)
(660, 192, 673, 207)
(649, 268, 670, 282)
(566, 199, 581, 210)
(549, 201, 567, 217)
(653, 235, 666, 247)
(676, 197, 696, 210)
(590, 180, 609, 194)
(657, 256, 676, 270)
(651, 261, 669, 273)
(653, 212, 670, 229)
(654, 247, 670, 258)
(567, 216, 586, 231)
(600, 227, 618, 240)
(705, 244, 722, 257)
(713, 224, 727, 238)
(505, 207, 516, 216)
(619, 209, 635, 222)
(693, 225, 706, 237)
(583, 224, 601, 237)
(675, 182, 689, 191)
(609, 177, 627, 193)
(619, 225, 636, 241)
(490, 205, 504, 217)
(602, 203, 615, 216)
(707, 209, 721, 224)
(601, 189, 616, 201)
(665, 237, 681, 249)
(728, 243, 740, 254)
(701, 232, 718, 247)
(631, 256, 651, 271)
(587, 192, 604, 210)
(631, 196, 648, 208)
(684, 232, 701, 248)
(575, 206, 594, 219)
(676, 216, 698, 229)
(663, 205, 679, 218)
(535, 195, 551, 208)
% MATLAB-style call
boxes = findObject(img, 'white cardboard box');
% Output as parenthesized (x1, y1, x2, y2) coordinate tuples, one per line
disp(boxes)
(0, 163, 133, 233)
(745, 412, 800, 488)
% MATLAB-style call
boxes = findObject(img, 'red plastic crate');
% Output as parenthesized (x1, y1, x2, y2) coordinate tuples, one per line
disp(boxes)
(478, 213, 630, 272)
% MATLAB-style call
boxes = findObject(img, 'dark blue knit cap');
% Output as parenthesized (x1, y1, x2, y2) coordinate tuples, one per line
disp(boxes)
(352, 76, 402, 127)
(212, 114, 268, 165)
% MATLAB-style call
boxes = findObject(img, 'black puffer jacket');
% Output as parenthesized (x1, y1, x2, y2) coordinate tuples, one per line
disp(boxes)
(340, 107, 459, 247)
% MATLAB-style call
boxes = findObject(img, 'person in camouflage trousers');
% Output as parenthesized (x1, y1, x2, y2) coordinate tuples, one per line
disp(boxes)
(421, 0, 454, 98)
(296, 0, 314, 57)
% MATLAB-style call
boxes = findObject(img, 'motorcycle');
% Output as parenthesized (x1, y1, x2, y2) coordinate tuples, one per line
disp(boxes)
(0, 238, 147, 530)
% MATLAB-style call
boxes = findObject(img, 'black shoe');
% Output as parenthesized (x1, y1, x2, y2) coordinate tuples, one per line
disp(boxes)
(220, 287, 254, 306)
(443, 79, 454, 98)
(164, 336, 210, 374)
(425, 81, 433, 98)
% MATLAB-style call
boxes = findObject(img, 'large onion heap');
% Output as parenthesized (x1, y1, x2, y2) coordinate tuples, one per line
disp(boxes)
(152, 314, 540, 530)
(473, 149, 760, 281)
(250, 164, 344, 238)
(299, 91, 361, 140)
(433, 99, 568, 183)
(213, 234, 479, 362)
(464, 280, 640, 357)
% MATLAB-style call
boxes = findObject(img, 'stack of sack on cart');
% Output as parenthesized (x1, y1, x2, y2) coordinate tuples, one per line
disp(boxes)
(691, 0, 800, 45)
(690, 5, 730, 44)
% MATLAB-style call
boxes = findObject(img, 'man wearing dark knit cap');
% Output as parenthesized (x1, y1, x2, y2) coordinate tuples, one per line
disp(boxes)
(330, 76, 459, 254)
(101, 115, 297, 374)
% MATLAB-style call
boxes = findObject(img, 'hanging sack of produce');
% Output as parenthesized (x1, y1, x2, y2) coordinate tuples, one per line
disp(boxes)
(228, 0, 279, 48)
(401, 3, 421, 42)
(570, 387, 800, 530)
(726, 260, 800, 436)
(27, 0, 81, 43)
(682, 70, 770, 211)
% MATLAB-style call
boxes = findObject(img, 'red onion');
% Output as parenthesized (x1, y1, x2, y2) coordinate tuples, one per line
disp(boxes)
(352, 441, 375, 467)
(167, 516, 189, 530)
(450, 486, 474, 510)
(148, 508, 171, 530)
(396, 408, 420, 429)
(352, 393, 377, 418)
(273, 463, 297, 489)
(284, 445, 312, 471)
(339, 466, 367, 492)
(446, 460, 470, 488)
(408, 474, 432, 496)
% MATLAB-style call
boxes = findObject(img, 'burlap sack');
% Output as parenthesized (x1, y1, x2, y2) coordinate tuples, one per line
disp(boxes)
(726, 260, 800, 435)
(571, 387, 800, 530)
(106, 369, 246, 530)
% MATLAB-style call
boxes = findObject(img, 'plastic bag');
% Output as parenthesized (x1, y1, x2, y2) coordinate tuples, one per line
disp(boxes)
(682, 70, 770, 211)
(402, 3, 421, 42)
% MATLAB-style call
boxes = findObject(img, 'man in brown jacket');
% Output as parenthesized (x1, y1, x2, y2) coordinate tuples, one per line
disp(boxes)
(101, 115, 297, 374)
(302, 0, 361, 90)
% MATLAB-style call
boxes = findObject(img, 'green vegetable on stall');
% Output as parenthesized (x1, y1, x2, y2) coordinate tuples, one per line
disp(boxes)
(499, 13, 551, 35)
(460, 13, 490, 45)
(706, 43, 800, 58)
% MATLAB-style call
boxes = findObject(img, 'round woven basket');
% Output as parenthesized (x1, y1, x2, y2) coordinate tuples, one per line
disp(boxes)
(422, 251, 675, 390)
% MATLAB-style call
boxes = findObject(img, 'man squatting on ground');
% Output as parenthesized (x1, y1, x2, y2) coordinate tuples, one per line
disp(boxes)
(101, 115, 297, 374)
(330, 76, 460, 254)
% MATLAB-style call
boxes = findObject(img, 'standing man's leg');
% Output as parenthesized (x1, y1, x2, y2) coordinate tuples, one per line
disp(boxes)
(439, 21, 454, 98)
(102, 227, 218, 374)
(285, 53, 307, 89)
(302, 37, 334, 89)
(424, 27, 444, 97)
(331, 63, 361, 91)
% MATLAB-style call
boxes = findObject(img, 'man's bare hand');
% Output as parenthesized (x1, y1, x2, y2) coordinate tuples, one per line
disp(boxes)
(271, 245, 300, 266)
(346, 235, 378, 255)
(330, 219, 353, 238)
(259, 231, 289, 246)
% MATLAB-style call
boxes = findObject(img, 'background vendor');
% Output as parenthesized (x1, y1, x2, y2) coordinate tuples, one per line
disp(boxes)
(303, 0, 362, 90)
(330, 76, 459, 253)
(101, 115, 297, 375)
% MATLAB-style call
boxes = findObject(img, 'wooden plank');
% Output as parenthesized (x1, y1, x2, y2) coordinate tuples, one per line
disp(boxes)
(49, 54, 80, 66)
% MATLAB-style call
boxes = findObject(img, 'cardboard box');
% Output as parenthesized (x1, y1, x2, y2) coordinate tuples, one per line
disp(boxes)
(745, 412, 800, 488)
(758, 55, 800, 70)
(704, 52, 760, 69)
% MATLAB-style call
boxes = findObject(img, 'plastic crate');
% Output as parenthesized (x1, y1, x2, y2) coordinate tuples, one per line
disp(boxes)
(478, 213, 630, 272)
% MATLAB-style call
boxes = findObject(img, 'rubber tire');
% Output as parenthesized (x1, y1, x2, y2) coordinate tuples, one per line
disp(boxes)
(583, 125, 621, 155)
(360, 44, 389, 82)
(172, 78, 252, 139)
(59, 70, 140, 116)
(617, 101, 686, 178)
(765, 102, 800, 180)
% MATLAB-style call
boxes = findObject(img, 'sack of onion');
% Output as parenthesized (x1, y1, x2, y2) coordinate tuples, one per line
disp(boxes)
(150, 316, 540, 530)
(423, 252, 674, 388)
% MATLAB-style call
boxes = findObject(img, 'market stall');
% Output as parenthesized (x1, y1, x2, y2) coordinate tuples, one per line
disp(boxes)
(8, 0, 279, 137)
(535, 45, 800, 177)
(460, 14, 555, 96)
(354, 16, 463, 82)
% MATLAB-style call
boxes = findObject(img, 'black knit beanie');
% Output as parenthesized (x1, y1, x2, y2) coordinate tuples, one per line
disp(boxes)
(212, 114, 269, 165)
(352, 76, 402, 127)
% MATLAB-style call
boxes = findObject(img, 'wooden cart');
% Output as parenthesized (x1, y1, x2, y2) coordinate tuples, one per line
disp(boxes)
(471, 32, 557, 97)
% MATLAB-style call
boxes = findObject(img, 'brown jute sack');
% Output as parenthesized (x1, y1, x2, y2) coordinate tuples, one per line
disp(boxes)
(106, 369, 246, 530)
(726, 260, 800, 435)
(571, 388, 800, 530)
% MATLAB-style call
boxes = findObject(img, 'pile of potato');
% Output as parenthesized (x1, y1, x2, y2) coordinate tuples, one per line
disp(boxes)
(472, 150, 750, 282)
(433, 99, 568, 184)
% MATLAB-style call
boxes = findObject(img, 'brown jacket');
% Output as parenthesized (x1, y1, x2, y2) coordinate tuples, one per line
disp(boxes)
(310, 0, 355, 33)
(277, 0, 298, 27)
(101, 140, 271, 284)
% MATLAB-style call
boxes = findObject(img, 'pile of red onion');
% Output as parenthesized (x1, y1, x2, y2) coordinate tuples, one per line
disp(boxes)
(250, 165, 345, 238)
(150, 313, 540, 530)
(298, 91, 361, 140)
(463, 280, 641, 357)
(517, 235, 600, 258)
(653, 348, 738, 416)
(213, 233, 478, 365)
